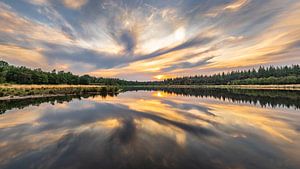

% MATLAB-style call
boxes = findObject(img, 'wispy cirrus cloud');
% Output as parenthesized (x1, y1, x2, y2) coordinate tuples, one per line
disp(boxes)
(205, 0, 250, 17)
(62, 0, 88, 9)
(0, 0, 299, 80)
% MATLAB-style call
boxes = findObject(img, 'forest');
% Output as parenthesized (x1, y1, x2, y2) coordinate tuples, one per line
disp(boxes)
(160, 65, 300, 85)
(1, 60, 300, 85)
(0, 61, 132, 85)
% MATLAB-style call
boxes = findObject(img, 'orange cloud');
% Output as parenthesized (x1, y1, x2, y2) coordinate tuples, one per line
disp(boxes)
(205, 0, 249, 17)
(0, 5, 73, 45)
(62, 0, 88, 9)
(210, 2, 300, 69)
(224, 0, 249, 11)
(0, 44, 48, 68)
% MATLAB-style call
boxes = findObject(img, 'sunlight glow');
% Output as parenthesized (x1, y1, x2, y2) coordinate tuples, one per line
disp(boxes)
(174, 27, 186, 41)
(154, 75, 165, 80)
(0, 0, 299, 80)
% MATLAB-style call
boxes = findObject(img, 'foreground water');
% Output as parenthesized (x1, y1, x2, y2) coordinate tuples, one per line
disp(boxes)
(0, 89, 300, 169)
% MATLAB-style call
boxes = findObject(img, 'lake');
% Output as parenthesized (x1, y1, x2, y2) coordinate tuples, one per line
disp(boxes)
(0, 88, 300, 169)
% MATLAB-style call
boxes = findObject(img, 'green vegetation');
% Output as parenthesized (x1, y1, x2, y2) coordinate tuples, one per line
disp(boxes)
(231, 76, 299, 85)
(0, 61, 131, 85)
(0, 85, 119, 98)
(160, 65, 300, 85)
(1, 60, 299, 86)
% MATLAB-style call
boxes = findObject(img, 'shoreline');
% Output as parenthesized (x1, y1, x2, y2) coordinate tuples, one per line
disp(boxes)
(0, 84, 299, 100)
(0, 85, 119, 100)
(0, 94, 71, 101)
(122, 84, 300, 91)
(0, 84, 105, 88)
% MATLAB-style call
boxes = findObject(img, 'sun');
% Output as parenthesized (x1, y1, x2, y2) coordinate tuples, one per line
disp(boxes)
(154, 74, 174, 80)
(154, 75, 165, 80)
(174, 27, 186, 41)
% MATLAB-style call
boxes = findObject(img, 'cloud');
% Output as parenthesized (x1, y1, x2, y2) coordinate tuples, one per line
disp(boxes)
(0, 3, 73, 45)
(62, 0, 88, 9)
(209, 1, 300, 69)
(0, 0, 300, 80)
(224, 0, 249, 11)
(0, 44, 48, 68)
(205, 0, 250, 17)
(25, 0, 49, 5)
(119, 29, 137, 54)
(136, 33, 217, 62)
(162, 56, 215, 72)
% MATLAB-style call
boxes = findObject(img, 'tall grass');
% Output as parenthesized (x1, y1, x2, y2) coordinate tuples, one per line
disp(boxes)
(0, 85, 119, 97)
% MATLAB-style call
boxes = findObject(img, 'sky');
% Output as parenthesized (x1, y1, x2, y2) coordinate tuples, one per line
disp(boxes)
(0, 0, 300, 81)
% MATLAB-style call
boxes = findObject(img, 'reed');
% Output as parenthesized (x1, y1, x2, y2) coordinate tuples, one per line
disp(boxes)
(0, 85, 119, 98)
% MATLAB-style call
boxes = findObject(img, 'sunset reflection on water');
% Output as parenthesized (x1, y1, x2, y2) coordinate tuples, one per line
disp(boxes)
(0, 90, 299, 169)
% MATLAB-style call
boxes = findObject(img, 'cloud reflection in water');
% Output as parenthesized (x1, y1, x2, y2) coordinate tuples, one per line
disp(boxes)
(0, 91, 300, 169)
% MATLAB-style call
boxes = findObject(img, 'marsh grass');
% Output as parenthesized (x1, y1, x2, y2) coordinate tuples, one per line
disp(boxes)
(0, 85, 119, 98)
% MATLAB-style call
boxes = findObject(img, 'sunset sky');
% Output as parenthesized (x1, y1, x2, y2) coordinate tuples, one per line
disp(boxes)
(0, 0, 300, 80)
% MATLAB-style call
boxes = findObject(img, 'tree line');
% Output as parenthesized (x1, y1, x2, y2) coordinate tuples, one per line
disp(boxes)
(0, 61, 133, 85)
(1, 60, 299, 85)
(159, 65, 300, 85)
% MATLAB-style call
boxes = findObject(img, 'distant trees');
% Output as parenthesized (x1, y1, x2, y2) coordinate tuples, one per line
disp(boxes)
(1, 60, 299, 85)
(0, 61, 131, 85)
(160, 65, 300, 85)
(79, 75, 92, 85)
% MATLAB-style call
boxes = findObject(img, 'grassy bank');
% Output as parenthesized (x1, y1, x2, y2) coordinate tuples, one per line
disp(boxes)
(0, 84, 119, 99)
(1, 84, 299, 100)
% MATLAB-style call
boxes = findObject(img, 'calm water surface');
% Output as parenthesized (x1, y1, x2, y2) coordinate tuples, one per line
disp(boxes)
(0, 89, 300, 169)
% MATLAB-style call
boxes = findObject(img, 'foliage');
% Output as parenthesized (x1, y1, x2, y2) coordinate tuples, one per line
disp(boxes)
(0, 61, 132, 85)
(0, 85, 119, 97)
(160, 65, 300, 85)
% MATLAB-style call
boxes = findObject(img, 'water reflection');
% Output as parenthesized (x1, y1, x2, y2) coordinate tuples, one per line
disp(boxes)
(0, 92, 118, 114)
(124, 87, 300, 109)
(0, 90, 300, 169)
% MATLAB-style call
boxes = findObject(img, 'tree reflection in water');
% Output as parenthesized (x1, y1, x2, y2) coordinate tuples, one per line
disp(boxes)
(0, 89, 299, 169)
